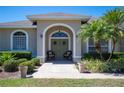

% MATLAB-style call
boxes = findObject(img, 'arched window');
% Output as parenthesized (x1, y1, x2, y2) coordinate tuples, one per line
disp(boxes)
(51, 31, 68, 37)
(12, 31, 28, 50)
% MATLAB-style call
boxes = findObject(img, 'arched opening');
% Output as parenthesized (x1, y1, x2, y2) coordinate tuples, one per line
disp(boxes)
(43, 24, 75, 61)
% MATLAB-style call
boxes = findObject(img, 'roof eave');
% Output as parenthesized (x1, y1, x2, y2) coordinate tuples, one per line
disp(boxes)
(0, 26, 37, 28)
(27, 16, 91, 21)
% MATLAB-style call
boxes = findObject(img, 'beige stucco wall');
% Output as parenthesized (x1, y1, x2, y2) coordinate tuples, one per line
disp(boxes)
(0, 28, 37, 56)
(0, 20, 124, 62)
(37, 20, 81, 62)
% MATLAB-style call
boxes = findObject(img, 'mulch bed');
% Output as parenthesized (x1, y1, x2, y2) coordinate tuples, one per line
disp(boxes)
(0, 65, 41, 79)
(0, 67, 20, 79)
(0, 71, 20, 79)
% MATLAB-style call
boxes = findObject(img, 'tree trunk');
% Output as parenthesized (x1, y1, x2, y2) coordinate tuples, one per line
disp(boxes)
(99, 49, 103, 60)
(95, 42, 103, 60)
(107, 40, 116, 62)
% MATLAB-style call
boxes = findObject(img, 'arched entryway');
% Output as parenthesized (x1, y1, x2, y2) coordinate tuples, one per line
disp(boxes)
(44, 24, 75, 61)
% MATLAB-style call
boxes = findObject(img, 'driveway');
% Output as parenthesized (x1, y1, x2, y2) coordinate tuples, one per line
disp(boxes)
(33, 61, 124, 79)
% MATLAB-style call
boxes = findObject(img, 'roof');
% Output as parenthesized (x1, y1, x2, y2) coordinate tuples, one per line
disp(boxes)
(0, 20, 36, 28)
(0, 12, 91, 28)
(27, 12, 91, 21)
(87, 17, 98, 23)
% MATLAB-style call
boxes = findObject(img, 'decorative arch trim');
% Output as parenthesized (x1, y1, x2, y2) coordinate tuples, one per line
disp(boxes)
(42, 23, 76, 59)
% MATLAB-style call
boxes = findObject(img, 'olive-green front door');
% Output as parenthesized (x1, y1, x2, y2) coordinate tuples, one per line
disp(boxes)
(51, 39, 68, 60)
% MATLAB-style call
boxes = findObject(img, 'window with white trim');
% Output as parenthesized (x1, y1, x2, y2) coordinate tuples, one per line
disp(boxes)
(51, 31, 68, 37)
(13, 32, 27, 50)
(88, 38, 108, 53)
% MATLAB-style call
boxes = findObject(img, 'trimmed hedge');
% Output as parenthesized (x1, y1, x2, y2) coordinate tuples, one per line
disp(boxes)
(0, 51, 32, 60)
(83, 52, 124, 60)
(16, 58, 28, 65)
(3, 59, 18, 72)
(31, 58, 41, 66)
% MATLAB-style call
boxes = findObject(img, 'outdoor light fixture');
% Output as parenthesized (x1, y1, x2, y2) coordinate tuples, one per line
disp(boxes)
(40, 34, 43, 38)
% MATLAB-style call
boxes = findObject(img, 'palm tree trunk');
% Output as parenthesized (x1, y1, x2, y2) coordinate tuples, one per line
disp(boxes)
(99, 48, 103, 60)
(95, 41, 103, 60)
(107, 40, 116, 62)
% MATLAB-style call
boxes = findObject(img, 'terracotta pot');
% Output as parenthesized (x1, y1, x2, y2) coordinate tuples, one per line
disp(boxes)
(19, 66, 28, 78)
(78, 63, 85, 73)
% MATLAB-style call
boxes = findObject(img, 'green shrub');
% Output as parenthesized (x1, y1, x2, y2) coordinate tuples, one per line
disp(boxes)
(0, 53, 15, 62)
(113, 52, 124, 59)
(3, 59, 18, 72)
(81, 59, 109, 73)
(83, 53, 110, 60)
(0, 53, 15, 66)
(19, 61, 35, 74)
(16, 58, 28, 65)
(31, 58, 41, 66)
(0, 51, 32, 60)
(81, 58, 124, 73)
(107, 58, 124, 73)
(0, 58, 3, 66)
(83, 52, 124, 60)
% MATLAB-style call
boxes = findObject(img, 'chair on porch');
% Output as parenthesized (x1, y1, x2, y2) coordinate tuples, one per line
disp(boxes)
(47, 50, 55, 61)
(63, 50, 72, 60)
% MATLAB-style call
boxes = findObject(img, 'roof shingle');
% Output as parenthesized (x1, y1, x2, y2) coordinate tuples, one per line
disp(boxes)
(27, 12, 91, 21)
(0, 20, 32, 26)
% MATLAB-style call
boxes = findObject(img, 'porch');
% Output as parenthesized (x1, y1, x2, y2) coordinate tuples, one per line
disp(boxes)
(37, 23, 82, 62)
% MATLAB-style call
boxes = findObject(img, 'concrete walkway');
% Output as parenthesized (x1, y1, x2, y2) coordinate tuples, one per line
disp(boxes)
(33, 61, 124, 79)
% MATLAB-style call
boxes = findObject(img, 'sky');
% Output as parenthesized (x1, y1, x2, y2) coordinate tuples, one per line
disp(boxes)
(0, 6, 123, 23)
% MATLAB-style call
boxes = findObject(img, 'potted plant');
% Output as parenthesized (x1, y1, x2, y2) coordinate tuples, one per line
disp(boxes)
(78, 61, 85, 73)
(19, 63, 28, 78)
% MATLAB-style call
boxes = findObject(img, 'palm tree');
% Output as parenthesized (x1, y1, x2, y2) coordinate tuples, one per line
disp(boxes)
(78, 19, 110, 60)
(102, 8, 124, 61)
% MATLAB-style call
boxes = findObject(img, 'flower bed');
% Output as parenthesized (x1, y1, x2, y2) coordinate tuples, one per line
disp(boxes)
(78, 58, 124, 73)
(0, 52, 43, 78)
(0, 71, 20, 79)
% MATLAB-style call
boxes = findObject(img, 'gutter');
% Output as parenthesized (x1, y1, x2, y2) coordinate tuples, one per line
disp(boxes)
(0, 26, 37, 28)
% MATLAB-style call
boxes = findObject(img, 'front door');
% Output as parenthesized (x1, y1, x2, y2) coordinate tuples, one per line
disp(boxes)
(51, 39, 68, 60)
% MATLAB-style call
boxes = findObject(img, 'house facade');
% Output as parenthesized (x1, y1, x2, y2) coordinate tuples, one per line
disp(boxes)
(0, 12, 124, 62)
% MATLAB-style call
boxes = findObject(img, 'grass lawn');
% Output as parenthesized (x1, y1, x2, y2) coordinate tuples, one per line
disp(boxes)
(0, 79, 124, 87)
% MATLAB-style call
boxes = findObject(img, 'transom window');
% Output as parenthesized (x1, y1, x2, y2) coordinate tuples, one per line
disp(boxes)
(12, 31, 27, 50)
(88, 38, 108, 53)
(51, 31, 68, 37)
